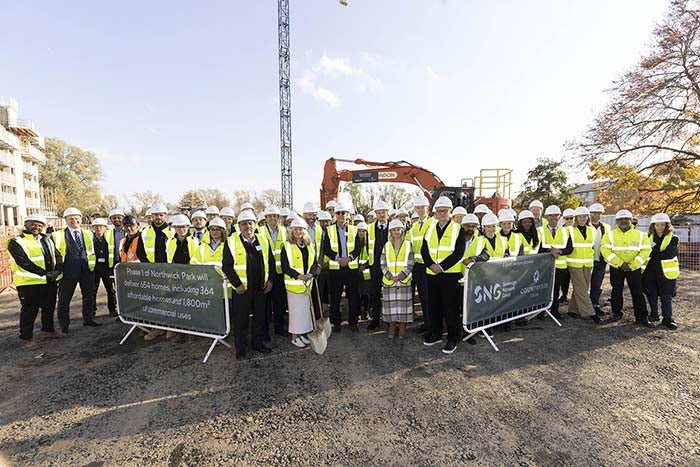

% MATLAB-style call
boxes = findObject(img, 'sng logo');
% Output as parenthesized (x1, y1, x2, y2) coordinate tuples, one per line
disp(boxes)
(474, 284, 502, 304)
(533, 270, 540, 283)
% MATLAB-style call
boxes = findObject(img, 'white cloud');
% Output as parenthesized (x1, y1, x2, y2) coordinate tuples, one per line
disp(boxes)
(312, 88, 341, 107)
(426, 65, 439, 80)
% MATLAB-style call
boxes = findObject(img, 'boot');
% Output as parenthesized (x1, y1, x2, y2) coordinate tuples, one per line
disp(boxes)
(661, 317, 677, 330)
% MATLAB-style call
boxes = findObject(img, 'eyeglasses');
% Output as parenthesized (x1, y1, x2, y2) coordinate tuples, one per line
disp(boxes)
(564, 217, 573, 220)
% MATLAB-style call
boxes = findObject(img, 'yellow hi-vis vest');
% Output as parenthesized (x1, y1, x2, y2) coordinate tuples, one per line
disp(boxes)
(326, 224, 359, 270)
(263, 225, 288, 274)
(8, 234, 56, 286)
(465, 235, 508, 260)
(358, 243, 371, 280)
(227, 234, 271, 288)
(516, 231, 540, 255)
(537, 225, 568, 269)
(53, 228, 96, 271)
(382, 239, 412, 286)
(566, 225, 595, 268)
(367, 222, 383, 266)
(498, 230, 521, 256)
(642, 233, 680, 279)
(283, 242, 316, 293)
(309, 223, 324, 263)
(408, 217, 433, 265)
(425, 220, 462, 275)
(140, 225, 174, 263)
(191, 239, 231, 297)
(103, 228, 118, 268)
(460, 231, 481, 273)
(600, 227, 651, 271)
(166, 236, 198, 263)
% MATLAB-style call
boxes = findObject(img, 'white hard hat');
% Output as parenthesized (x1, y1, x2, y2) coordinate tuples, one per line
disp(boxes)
(573, 206, 590, 217)
(395, 207, 408, 216)
(289, 217, 308, 229)
(108, 208, 125, 218)
(302, 202, 317, 214)
(63, 207, 82, 218)
(257, 212, 266, 222)
(92, 217, 108, 227)
(170, 214, 191, 227)
(508, 208, 517, 218)
(205, 205, 220, 215)
(562, 208, 575, 218)
(473, 204, 490, 214)
(481, 213, 499, 226)
(280, 207, 291, 217)
(354, 214, 365, 222)
(238, 210, 257, 223)
(191, 210, 207, 220)
(650, 213, 671, 224)
(517, 210, 535, 221)
(26, 214, 47, 225)
(588, 203, 605, 213)
(220, 207, 236, 218)
(498, 209, 515, 222)
(411, 212, 419, 220)
(433, 196, 453, 210)
(462, 213, 479, 225)
(413, 195, 430, 207)
(367, 210, 376, 218)
(529, 200, 544, 209)
(145, 208, 152, 216)
(356, 221, 368, 230)
(208, 217, 226, 229)
(317, 210, 332, 221)
(325, 200, 337, 209)
(264, 205, 281, 216)
(452, 206, 467, 216)
(334, 202, 349, 213)
(240, 202, 255, 211)
(544, 205, 561, 216)
(150, 203, 167, 214)
(615, 209, 634, 220)
(388, 219, 405, 231)
(389, 208, 396, 217)
(374, 200, 390, 211)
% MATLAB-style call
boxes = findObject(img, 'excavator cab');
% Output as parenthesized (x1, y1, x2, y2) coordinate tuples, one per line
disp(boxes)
(431, 186, 475, 212)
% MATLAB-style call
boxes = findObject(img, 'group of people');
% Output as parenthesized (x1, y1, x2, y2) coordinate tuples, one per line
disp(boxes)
(8, 194, 681, 356)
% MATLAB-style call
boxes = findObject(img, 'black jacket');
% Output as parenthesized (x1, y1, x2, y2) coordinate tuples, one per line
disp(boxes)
(7, 231, 63, 282)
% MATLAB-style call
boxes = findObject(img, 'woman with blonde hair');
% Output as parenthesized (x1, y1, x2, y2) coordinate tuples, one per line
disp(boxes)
(381, 219, 414, 339)
(643, 213, 679, 330)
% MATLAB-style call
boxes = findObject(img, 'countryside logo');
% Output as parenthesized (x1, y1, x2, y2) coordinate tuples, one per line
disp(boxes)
(533, 270, 540, 283)
(474, 283, 502, 303)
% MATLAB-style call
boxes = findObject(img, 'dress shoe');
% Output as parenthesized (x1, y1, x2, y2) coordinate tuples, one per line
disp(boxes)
(349, 324, 359, 332)
(635, 318, 654, 328)
(608, 312, 623, 322)
(252, 343, 272, 354)
(591, 315, 603, 325)
(566, 312, 579, 319)
(41, 330, 59, 339)
(83, 320, 102, 327)
(367, 321, 379, 331)
(661, 317, 677, 330)
(648, 313, 660, 322)
(594, 307, 605, 317)
(60, 326, 70, 334)
(558, 296, 568, 305)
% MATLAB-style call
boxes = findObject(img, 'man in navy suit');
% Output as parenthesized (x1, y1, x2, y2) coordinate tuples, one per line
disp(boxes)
(53, 208, 99, 333)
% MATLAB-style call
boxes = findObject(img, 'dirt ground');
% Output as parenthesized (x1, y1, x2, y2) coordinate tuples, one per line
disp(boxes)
(0, 273, 699, 467)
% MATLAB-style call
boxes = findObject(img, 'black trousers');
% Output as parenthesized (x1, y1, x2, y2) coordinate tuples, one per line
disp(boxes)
(57, 271, 95, 328)
(369, 265, 383, 324)
(329, 267, 360, 326)
(610, 267, 648, 319)
(550, 268, 568, 314)
(18, 283, 57, 340)
(92, 269, 116, 314)
(413, 263, 430, 329)
(560, 269, 570, 298)
(265, 274, 287, 333)
(318, 270, 330, 305)
(427, 273, 461, 342)
(231, 288, 266, 354)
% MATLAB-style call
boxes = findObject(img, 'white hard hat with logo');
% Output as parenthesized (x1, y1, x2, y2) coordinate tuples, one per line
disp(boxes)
(544, 205, 561, 216)
(92, 218, 108, 227)
(462, 213, 479, 225)
(615, 209, 634, 220)
(303, 202, 317, 214)
(108, 208, 125, 218)
(588, 203, 605, 213)
(289, 217, 308, 229)
(191, 210, 207, 220)
(170, 214, 191, 227)
(63, 207, 82, 218)
(573, 206, 590, 217)
(150, 203, 167, 214)
(238, 210, 257, 223)
(650, 213, 671, 224)
(517, 210, 535, 221)
(474, 204, 491, 214)
(481, 213, 499, 226)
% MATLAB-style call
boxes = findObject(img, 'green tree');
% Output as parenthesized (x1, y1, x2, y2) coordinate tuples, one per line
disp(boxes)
(513, 158, 578, 210)
(40, 137, 102, 214)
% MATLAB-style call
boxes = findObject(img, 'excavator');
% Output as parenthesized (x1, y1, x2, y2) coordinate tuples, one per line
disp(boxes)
(319, 158, 512, 213)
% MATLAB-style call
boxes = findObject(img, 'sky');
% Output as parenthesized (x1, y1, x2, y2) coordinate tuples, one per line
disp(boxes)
(1, 0, 670, 211)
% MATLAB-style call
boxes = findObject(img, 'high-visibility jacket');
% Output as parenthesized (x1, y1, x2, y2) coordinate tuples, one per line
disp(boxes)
(140, 225, 174, 263)
(424, 221, 462, 275)
(537, 225, 568, 269)
(358, 242, 371, 280)
(367, 222, 384, 266)
(309, 223, 324, 263)
(103, 228, 119, 268)
(460, 231, 480, 273)
(263, 225, 287, 274)
(53, 228, 96, 271)
(642, 233, 680, 279)
(119, 237, 141, 263)
(465, 235, 508, 260)
(407, 217, 434, 265)
(591, 221, 612, 262)
(516, 231, 540, 255)
(498, 230, 521, 256)
(191, 239, 231, 297)
(600, 227, 651, 271)
(228, 233, 271, 288)
(166, 236, 198, 263)
(8, 234, 57, 287)
(326, 224, 359, 270)
(381, 239, 412, 286)
(283, 241, 316, 293)
(566, 225, 595, 268)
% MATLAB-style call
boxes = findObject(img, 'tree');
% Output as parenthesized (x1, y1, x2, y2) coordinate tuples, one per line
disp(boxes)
(232, 189, 259, 213)
(512, 158, 579, 210)
(40, 137, 102, 214)
(92, 194, 120, 217)
(573, 0, 700, 213)
(127, 191, 164, 217)
(259, 189, 282, 208)
(178, 188, 231, 212)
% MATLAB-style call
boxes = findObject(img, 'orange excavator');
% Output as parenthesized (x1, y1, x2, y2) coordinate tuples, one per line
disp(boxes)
(320, 158, 512, 213)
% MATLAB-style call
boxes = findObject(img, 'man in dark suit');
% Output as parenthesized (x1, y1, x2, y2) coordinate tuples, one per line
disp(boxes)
(53, 208, 99, 333)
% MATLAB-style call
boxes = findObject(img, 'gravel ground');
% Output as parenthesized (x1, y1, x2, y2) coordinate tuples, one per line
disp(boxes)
(0, 273, 699, 467)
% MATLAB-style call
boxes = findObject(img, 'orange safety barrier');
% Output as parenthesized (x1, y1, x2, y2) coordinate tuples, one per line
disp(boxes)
(0, 242, 15, 293)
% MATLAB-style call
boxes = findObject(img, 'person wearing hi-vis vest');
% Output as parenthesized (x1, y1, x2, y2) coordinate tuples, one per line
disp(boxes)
(560, 207, 603, 325)
(220, 207, 237, 237)
(141, 203, 174, 263)
(90, 218, 117, 317)
(642, 213, 679, 330)
(421, 196, 466, 355)
(356, 222, 372, 319)
(362, 199, 391, 331)
(262, 205, 289, 339)
(105, 208, 126, 268)
(537, 205, 567, 320)
(53, 207, 98, 333)
(588, 203, 611, 316)
(8, 214, 63, 349)
(166, 214, 198, 264)
(119, 215, 146, 263)
(380, 219, 415, 339)
(528, 199, 545, 228)
(222, 210, 275, 359)
(407, 194, 433, 337)
(281, 217, 320, 348)
(514, 210, 540, 255)
(600, 209, 653, 327)
(191, 210, 208, 242)
(321, 202, 364, 333)
(497, 209, 523, 256)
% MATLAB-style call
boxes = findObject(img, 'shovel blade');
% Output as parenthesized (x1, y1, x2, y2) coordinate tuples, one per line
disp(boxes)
(320, 318, 332, 338)
(308, 329, 327, 354)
